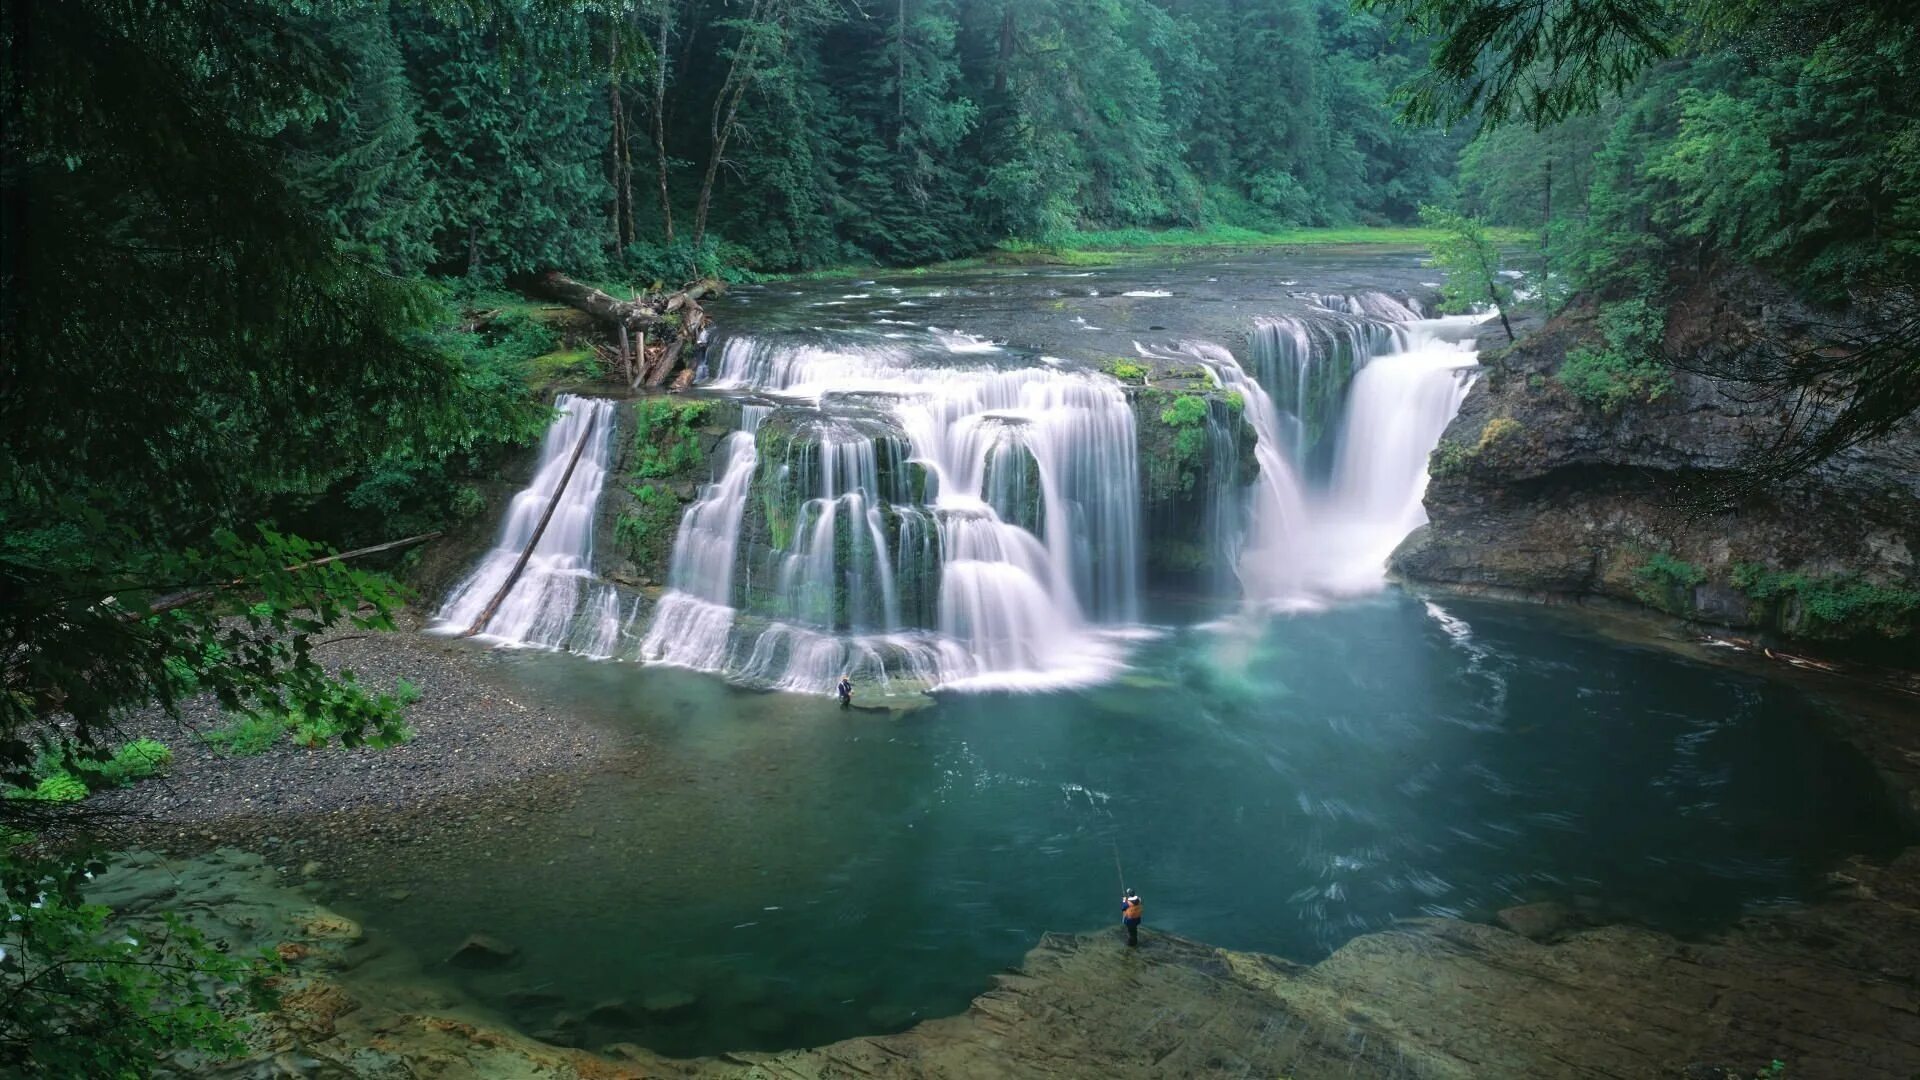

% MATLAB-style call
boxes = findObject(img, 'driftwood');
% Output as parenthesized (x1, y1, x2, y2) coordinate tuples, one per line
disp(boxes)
(461, 410, 598, 637)
(523, 272, 720, 389)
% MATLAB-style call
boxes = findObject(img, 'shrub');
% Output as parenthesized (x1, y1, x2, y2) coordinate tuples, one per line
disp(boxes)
(22, 772, 90, 803)
(1477, 417, 1522, 451)
(206, 678, 418, 755)
(1633, 552, 1706, 612)
(1731, 563, 1920, 637)
(82, 739, 172, 786)
(1557, 298, 1674, 412)
(1429, 440, 1472, 477)
(632, 398, 712, 479)
(1105, 360, 1148, 382)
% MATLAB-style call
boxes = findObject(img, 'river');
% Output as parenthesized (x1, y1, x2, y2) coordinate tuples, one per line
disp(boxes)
(351, 252, 1905, 1059)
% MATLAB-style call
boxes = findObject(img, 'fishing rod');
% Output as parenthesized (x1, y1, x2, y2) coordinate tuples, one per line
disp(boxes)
(1111, 838, 1127, 895)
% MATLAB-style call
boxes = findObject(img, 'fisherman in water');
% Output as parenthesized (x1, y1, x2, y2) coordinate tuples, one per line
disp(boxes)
(836, 673, 853, 709)
(1121, 891, 1143, 948)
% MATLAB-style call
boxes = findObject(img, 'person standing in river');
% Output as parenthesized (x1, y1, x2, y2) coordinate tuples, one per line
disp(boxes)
(1121, 892, 1143, 947)
(836, 673, 853, 709)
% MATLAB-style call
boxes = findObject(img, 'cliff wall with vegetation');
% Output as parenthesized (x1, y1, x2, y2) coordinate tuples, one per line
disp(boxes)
(1395, 270, 1920, 652)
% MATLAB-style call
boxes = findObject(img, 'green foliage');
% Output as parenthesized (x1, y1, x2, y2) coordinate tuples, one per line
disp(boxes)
(1360, 0, 1671, 128)
(1155, 395, 1214, 495)
(1105, 360, 1149, 383)
(205, 679, 419, 756)
(1419, 206, 1515, 333)
(1428, 440, 1472, 478)
(1397, 0, 1920, 472)
(631, 399, 712, 479)
(1633, 552, 1706, 612)
(1, 848, 280, 1077)
(80, 741, 173, 788)
(1731, 564, 1920, 638)
(614, 484, 686, 569)
(1558, 299, 1675, 412)
(1159, 395, 1210, 428)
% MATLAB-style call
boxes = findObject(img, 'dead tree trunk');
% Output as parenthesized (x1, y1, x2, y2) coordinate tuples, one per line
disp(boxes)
(462, 413, 598, 637)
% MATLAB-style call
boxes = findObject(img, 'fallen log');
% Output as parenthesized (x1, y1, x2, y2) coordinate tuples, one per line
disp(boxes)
(520, 272, 720, 388)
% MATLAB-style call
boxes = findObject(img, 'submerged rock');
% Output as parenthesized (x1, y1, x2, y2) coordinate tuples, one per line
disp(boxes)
(445, 932, 518, 969)
(1493, 900, 1578, 941)
(640, 989, 698, 1019)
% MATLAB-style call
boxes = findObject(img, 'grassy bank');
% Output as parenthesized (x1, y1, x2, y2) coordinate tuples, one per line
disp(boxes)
(761, 224, 1535, 280)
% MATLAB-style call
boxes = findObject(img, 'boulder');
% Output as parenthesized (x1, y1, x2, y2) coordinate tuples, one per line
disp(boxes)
(445, 932, 518, 969)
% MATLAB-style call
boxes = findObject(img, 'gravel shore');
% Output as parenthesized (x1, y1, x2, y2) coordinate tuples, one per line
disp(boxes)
(90, 610, 632, 852)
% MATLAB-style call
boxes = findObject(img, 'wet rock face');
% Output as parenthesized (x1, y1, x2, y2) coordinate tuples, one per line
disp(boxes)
(1394, 272, 1920, 646)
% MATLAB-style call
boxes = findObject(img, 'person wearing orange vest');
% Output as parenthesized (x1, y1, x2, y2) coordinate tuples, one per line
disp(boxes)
(1121, 892, 1143, 947)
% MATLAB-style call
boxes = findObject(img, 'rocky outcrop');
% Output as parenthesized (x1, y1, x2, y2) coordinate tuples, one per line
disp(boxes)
(1122, 368, 1260, 586)
(1394, 271, 1920, 651)
(600, 395, 739, 592)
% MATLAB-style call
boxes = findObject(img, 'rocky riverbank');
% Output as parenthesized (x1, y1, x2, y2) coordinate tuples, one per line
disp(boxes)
(89, 613, 632, 855)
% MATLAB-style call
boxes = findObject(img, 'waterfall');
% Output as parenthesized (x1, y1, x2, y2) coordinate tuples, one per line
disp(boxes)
(1177, 294, 1483, 605)
(638, 405, 769, 672)
(638, 334, 1141, 693)
(433, 394, 623, 650)
(435, 287, 1481, 696)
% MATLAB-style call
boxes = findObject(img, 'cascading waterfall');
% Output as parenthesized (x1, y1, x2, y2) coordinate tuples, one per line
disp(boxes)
(638, 406, 769, 672)
(641, 334, 1141, 692)
(433, 395, 627, 652)
(437, 286, 1484, 696)
(1172, 293, 1484, 604)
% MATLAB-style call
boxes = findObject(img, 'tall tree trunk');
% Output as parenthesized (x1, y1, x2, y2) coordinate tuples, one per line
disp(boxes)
(692, 0, 768, 248)
(896, 0, 906, 130)
(653, 0, 675, 244)
(994, 7, 1014, 96)
(607, 17, 637, 251)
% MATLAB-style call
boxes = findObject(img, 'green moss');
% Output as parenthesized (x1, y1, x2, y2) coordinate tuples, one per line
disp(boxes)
(1104, 359, 1148, 382)
(1731, 563, 1920, 638)
(1223, 390, 1245, 412)
(1476, 416, 1522, 451)
(529, 346, 601, 384)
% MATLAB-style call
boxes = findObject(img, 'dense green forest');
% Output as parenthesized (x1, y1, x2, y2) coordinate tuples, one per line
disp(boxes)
(269, 0, 1462, 276)
(1440, 0, 1918, 472)
(4, 0, 1918, 1072)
